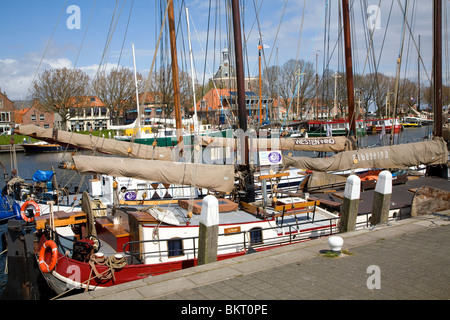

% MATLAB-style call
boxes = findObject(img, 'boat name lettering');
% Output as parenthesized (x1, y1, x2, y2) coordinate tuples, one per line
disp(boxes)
(224, 226, 241, 235)
(293, 138, 336, 146)
(353, 150, 389, 162)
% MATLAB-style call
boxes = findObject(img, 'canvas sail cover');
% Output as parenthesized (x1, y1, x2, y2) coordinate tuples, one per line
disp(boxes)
(16, 124, 173, 161)
(201, 135, 353, 152)
(72, 155, 235, 193)
(283, 137, 449, 171)
(443, 123, 450, 140)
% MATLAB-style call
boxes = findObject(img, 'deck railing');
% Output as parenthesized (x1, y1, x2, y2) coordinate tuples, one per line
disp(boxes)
(122, 216, 341, 265)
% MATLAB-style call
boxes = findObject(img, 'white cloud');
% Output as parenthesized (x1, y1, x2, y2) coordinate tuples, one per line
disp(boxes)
(0, 55, 75, 100)
(41, 57, 73, 69)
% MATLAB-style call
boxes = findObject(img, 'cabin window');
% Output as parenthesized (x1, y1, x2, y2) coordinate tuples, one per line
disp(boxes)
(167, 238, 184, 257)
(249, 227, 263, 245)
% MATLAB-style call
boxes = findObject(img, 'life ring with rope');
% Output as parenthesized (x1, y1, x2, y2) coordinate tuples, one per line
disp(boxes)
(20, 199, 41, 222)
(38, 240, 58, 273)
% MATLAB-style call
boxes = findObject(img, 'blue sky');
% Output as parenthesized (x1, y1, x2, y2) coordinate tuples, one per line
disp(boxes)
(0, 0, 445, 100)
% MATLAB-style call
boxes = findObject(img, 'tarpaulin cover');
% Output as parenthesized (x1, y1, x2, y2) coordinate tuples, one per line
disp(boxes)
(32, 170, 54, 182)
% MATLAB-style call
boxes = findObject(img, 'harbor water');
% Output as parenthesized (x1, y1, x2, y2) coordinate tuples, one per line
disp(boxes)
(0, 125, 434, 297)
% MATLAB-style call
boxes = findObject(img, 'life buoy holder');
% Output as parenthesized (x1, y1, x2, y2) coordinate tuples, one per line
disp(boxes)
(20, 200, 41, 222)
(38, 240, 58, 273)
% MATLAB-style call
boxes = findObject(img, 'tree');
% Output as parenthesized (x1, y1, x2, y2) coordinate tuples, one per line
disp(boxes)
(277, 59, 316, 120)
(31, 68, 90, 130)
(92, 66, 142, 125)
(397, 78, 418, 116)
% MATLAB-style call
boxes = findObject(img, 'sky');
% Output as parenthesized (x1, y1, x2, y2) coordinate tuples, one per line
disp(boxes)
(0, 0, 447, 101)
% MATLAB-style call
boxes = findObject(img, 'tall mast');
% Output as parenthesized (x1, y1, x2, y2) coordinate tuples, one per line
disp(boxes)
(417, 35, 421, 110)
(167, 0, 183, 145)
(433, 0, 442, 137)
(231, 0, 248, 133)
(131, 42, 141, 136)
(185, 7, 198, 133)
(258, 38, 262, 125)
(341, 0, 356, 135)
(231, 0, 254, 203)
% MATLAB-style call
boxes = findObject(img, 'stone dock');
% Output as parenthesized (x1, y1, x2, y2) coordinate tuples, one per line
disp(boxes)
(64, 212, 450, 301)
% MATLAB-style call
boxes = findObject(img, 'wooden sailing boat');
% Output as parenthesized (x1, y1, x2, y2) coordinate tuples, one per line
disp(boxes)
(25, 0, 340, 297)
(6, 0, 447, 299)
(285, 0, 448, 175)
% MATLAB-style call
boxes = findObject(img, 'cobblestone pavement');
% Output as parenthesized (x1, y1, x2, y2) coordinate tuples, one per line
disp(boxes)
(65, 215, 450, 302)
(158, 223, 450, 300)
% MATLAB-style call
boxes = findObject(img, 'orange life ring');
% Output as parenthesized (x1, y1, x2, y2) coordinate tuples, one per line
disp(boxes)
(20, 200, 41, 222)
(38, 240, 58, 273)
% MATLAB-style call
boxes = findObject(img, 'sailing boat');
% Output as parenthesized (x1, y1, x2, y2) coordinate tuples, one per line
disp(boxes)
(10, 0, 448, 298)
(21, 1, 342, 297)
(285, 0, 448, 179)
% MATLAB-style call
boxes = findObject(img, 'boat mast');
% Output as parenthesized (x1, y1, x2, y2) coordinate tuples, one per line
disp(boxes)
(231, 0, 248, 133)
(341, 0, 356, 135)
(131, 42, 141, 137)
(258, 37, 262, 125)
(391, 0, 409, 145)
(231, 0, 255, 203)
(433, 0, 442, 137)
(167, 0, 183, 145)
(417, 35, 421, 112)
(185, 7, 199, 133)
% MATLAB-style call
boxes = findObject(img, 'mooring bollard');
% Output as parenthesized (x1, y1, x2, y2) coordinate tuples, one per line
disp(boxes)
(371, 170, 392, 225)
(339, 174, 361, 233)
(198, 195, 219, 265)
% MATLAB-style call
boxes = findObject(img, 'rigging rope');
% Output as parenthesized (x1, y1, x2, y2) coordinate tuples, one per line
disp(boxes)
(281, 0, 329, 131)
(14, 0, 69, 122)
(117, 0, 135, 67)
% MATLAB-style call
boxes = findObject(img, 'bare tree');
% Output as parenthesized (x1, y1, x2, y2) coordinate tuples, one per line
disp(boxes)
(370, 73, 394, 117)
(92, 66, 142, 125)
(148, 65, 193, 120)
(397, 78, 418, 115)
(31, 68, 90, 130)
(151, 66, 173, 118)
(277, 59, 316, 120)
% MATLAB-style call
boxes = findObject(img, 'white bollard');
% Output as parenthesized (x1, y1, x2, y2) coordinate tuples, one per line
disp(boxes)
(339, 174, 361, 233)
(328, 236, 344, 253)
(198, 195, 219, 265)
(371, 170, 392, 225)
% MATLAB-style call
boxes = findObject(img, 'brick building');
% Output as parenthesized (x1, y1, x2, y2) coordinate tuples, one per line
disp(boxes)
(0, 88, 15, 134)
(14, 100, 55, 129)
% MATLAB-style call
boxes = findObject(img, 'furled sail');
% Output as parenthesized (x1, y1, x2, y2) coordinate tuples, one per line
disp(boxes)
(283, 137, 449, 171)
(201, 135, 354, 152)
(72, 155, 235, 193)
(16, 124, 173, 161)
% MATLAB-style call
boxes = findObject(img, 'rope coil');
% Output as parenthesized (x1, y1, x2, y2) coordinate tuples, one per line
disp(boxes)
(88, 253, 127, 283)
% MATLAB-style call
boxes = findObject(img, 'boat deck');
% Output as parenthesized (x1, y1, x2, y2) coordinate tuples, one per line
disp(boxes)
(309, 175, 450, 216)
(121, 196, 335, 227)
